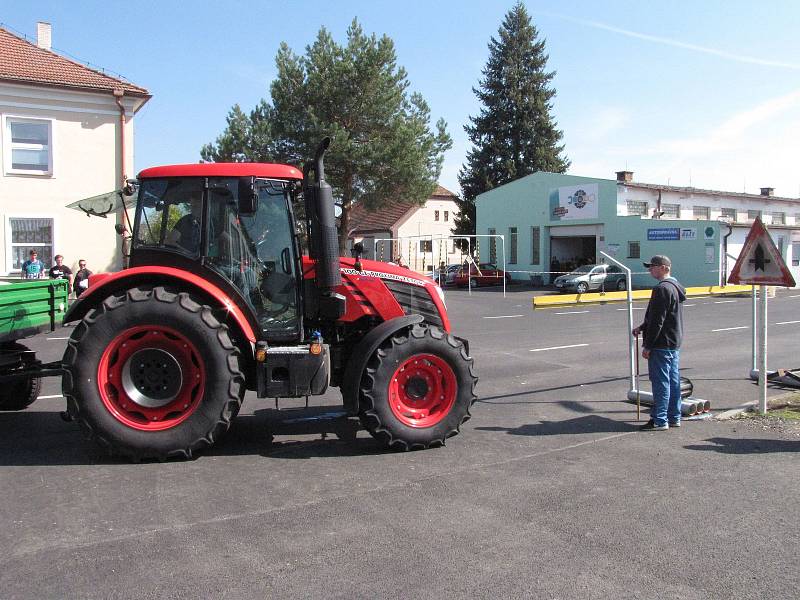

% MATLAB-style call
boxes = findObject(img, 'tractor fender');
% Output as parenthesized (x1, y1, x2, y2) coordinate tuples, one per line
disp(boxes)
(340, 314, 424, 416)
(62, 266, 257, 344)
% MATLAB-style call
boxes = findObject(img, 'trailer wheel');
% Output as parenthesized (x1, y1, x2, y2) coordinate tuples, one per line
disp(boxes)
(0, 374, 41, 411)
(62, 286, 245, 460)
(358, 324, 477, 450)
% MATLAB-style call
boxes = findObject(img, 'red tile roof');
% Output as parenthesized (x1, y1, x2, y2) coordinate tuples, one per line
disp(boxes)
(0, 27, 150, 97)
(348, 185, 458, 235)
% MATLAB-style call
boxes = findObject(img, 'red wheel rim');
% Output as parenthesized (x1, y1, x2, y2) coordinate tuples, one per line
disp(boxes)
(388, 353, 457, 428)
(97, 325, 205, 431)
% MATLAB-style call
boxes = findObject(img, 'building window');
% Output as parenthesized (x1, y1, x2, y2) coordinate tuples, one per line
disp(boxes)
(771, 212, 785, 225)
(487, 228, 496, 264)
(444, 211, 449, 222)
(662, 204, 680, 218)
(4, 117, 53, 175)
(693, 206, 710, 220)
(793, 242, 800, 267)
(508, 227, 517, 264)
(434, 210, 439, 221)
(626, 200, 648, 216)
(9, 217, 54, 271)
(419, 240, 432, 252)
(628, 241, 640, 259)
(531, 226, 540, 264)
(720, 208, 737, 221)
(747, 210, 762, 222)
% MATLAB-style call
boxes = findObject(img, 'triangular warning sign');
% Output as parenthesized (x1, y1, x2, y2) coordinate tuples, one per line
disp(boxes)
(728, 217, 795, 286)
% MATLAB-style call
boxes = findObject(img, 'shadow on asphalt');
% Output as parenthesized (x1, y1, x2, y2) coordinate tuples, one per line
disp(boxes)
(684, 437, 800, 454)
(476, 414, 638, 437)
(0, 407, 388, 465)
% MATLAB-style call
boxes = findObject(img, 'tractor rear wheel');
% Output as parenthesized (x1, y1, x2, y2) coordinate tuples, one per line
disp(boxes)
(62, 286, 245, 460)
(358, 324, 477, 450)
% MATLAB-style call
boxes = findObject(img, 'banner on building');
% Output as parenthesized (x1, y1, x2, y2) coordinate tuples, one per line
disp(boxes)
(552, 184, 599, 220)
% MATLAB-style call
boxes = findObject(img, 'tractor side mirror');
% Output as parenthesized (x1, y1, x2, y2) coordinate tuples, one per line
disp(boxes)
(238, 176, 258, 214)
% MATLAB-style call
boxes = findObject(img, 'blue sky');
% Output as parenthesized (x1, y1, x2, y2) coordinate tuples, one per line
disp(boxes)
(4, 1, 800, 197)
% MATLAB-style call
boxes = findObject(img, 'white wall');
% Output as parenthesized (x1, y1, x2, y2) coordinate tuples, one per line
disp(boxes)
(396, 198, 462, 272)
(0, 82, 139, 275)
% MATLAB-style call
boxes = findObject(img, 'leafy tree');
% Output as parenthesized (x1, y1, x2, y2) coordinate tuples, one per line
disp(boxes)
(202, 20, 452, 252)
(454, 2, 569, 245)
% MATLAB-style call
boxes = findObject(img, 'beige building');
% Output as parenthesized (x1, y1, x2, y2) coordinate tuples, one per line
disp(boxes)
(348, 185, 461, 273)
(0, 23, 150, 276)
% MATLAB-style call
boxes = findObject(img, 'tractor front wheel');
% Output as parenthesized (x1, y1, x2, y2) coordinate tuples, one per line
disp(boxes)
(358, 324, 477, 450)
(63, 286, 245, 460)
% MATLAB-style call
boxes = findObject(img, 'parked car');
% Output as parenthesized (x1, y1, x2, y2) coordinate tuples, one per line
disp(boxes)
(432, 264, 461, 286)
(553, 264, 627, 293)
(454, 262, 511, 287)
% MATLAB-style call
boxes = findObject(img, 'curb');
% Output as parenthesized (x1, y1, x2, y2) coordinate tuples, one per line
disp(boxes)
(714, 403, 755, 420)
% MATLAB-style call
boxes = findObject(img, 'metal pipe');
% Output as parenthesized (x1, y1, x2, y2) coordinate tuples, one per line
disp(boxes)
(113, 89, 132, 269)
(625, 390, 700, 416)
(758, 284, 768, 414)
(600, 251, 635, 394)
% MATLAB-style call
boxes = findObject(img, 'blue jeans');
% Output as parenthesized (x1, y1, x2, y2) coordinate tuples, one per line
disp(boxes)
(648, 349, 681, 426)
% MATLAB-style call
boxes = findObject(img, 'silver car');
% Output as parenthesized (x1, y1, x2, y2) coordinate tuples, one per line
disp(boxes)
(553, 264, 627, 294)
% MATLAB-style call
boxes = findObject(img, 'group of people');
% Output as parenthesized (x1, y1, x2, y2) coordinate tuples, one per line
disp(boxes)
(21, 249, 92, 297)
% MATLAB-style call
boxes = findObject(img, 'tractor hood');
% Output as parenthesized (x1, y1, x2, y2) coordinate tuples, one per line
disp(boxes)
(338, 256, 434, 286)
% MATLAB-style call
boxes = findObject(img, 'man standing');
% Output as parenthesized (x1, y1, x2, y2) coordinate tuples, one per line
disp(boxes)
(21, 249, 44, 279)
(49, 254, 74, 289)
(73, 259, 92, 298)
(632, 255, 686, 431)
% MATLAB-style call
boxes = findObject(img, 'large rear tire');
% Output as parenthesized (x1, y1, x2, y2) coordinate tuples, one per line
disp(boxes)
(62, 286, 245, 460)
(358, 324, 477, 450)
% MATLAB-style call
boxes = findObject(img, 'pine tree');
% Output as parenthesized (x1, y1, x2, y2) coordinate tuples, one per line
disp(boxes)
(454, 2, 569, 243)
(202, 20, 451, 253)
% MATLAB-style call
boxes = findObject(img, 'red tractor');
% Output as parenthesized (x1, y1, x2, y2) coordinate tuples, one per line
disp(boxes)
(64, 139, 476, 460)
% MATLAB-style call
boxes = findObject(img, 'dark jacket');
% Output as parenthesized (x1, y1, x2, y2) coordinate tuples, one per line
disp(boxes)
(639, 277, 686, 350)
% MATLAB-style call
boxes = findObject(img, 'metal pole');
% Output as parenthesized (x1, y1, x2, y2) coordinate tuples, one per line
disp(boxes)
(600, 251, 635, 394)
(751, 285, 758, 375)
(758, 285, 768, 414)
(500, 235, 506, 298)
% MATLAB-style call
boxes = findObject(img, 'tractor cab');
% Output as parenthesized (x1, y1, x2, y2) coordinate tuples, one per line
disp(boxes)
(131, 165, 303, 341)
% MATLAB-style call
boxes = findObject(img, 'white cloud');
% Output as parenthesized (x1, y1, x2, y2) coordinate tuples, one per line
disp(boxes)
(545, 14, 800, 70)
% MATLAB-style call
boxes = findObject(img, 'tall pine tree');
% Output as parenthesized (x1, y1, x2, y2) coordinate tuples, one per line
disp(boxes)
(454, 2, 569, 243)
(202, 20, 451, 253)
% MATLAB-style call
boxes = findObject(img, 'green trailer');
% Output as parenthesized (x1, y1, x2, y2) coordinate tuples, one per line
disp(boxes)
(0, 278, 69, 411)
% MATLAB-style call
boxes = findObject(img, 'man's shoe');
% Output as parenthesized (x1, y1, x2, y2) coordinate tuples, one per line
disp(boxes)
(668, 421, 681, 428)
(639, 419, 668, 431)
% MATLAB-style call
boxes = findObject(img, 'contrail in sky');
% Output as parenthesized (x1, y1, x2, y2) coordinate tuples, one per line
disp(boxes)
(543, 14, 800, 70)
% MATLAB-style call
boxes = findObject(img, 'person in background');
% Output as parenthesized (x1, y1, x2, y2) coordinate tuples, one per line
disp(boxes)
(632, 255, 686, 431)
(49, 254, 74, 289)
(73, 259, 92, 298)
(21, 249, 45, 279)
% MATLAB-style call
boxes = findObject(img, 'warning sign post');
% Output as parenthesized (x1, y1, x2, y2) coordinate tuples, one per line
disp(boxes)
(728, 217, 795, 413)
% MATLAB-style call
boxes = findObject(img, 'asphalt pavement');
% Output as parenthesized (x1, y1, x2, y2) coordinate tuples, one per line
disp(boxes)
(1, 286, 798, 599)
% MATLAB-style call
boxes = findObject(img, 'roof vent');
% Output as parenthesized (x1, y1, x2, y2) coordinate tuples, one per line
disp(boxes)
(36, 22, 51, 51)
(760, 187, 774, 196)
(616, 170, 633, 183)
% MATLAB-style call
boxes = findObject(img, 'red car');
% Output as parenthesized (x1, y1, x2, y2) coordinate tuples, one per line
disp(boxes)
(454, 262, 511, 287)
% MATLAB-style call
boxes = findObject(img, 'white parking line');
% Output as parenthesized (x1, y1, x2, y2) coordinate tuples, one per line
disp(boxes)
(714, 300, 737, 304)
(788, 294, 800, 298)
(683, 304, 696, 307)
(711, 326, 748, 332)
(483, 314, 524, 319)
(38, 394, 63, 400)
(555, 310, 590, 315)
(47, 337, 70, 340)
(775, 320, 800, 325)
(530, 343, 589, 352)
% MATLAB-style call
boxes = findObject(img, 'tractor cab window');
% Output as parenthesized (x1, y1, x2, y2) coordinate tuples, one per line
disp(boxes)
(206, 178, 299, 340)
(134, 178, 204, 258)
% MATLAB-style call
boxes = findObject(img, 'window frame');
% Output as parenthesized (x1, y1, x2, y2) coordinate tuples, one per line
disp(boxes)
(692, 206, 710, 220)
(508, 226, 518, 264)
(771, 211, 785, 225)
(5, 214, 57, 274)
(628, 241, 640, 259)
(720, 207, 737, 222)
(3, 115, 54, 176)
(661, 203, 680, 219)
(626, 200, 648, 217)
(530, 226, 540, 265)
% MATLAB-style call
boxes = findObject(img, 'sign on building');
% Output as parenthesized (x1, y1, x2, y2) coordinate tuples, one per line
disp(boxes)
(551, 184, 599, 220)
